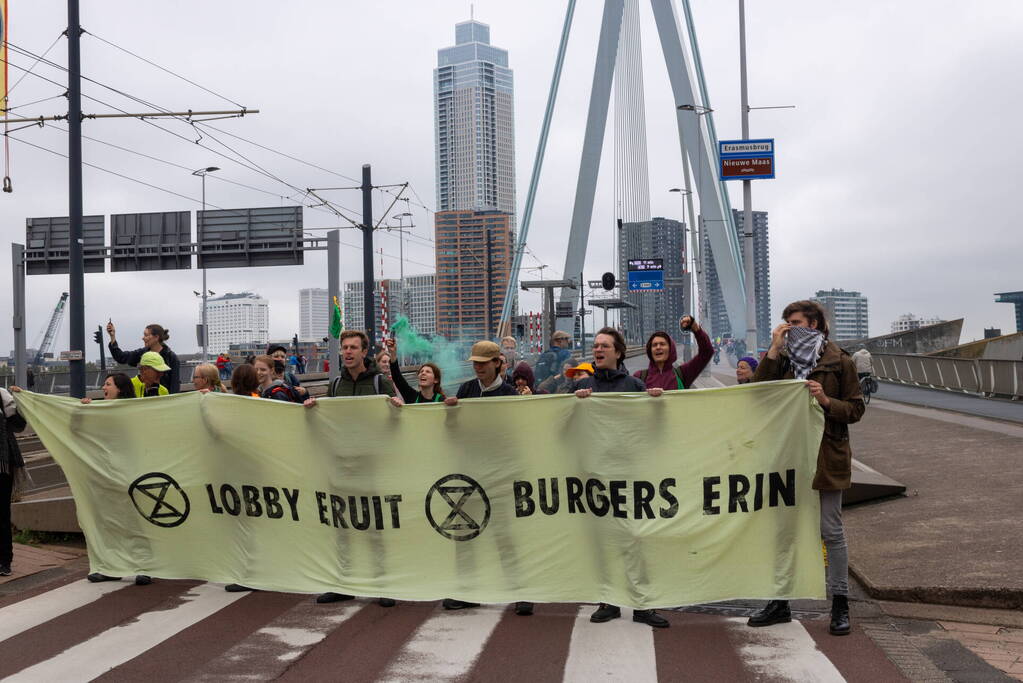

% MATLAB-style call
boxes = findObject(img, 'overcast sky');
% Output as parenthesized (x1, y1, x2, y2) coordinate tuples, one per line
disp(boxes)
(2, 0, 1020, 358)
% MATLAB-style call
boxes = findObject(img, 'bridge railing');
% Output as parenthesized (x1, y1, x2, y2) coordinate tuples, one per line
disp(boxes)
(872, 353, 1022, 400)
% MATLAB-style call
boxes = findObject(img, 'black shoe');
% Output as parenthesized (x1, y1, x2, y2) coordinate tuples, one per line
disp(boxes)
(590, 603, 622, 623)
(378, 597, 396, 607)
(0, 564, 11, 576)
(829, 595, 851, 636)
(514, 601, 534, 616)
(747, 600, 791, 627)
(442, 598, 479, 610)
(87, 572, 121, 583)
(225, 583, 257, 593)
(134, 575, 152, 586)
(316, 592, 354, 604)
(633, 609, 670, 628)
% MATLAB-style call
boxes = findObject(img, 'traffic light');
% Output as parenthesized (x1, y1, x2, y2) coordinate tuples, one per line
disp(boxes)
(93, 328, 102, 345)
(601, 272, 616, 291)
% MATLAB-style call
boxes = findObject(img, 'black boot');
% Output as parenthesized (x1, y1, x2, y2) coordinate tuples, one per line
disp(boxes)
(316, 592, 354, 604)
(87, 573, 121, 583)
(829, 595, 851, 636)
(442, 598, 479, 610)
(514, 601, 534, 616)
(633, 609, 670, 628)
(589, 603, 621, 623)
(747, 600, 791, 627)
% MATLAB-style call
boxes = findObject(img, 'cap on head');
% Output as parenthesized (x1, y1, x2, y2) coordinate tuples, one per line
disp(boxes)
(565, 362, 594, 379)
(467, 340, 501, 363)
(139, 351, 170, 372)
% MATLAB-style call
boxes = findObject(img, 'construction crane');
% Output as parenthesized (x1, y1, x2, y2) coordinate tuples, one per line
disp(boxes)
(32, 292, 69, 370)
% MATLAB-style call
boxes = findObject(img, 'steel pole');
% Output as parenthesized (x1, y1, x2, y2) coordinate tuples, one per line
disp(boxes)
(361, 164, 376, 347)
(739, 0, 757, 354)
(201, 173, 208, 362)
(328, 230, 340, 383)
(12, 244, 27, 388)
(67, 0, 86, 398)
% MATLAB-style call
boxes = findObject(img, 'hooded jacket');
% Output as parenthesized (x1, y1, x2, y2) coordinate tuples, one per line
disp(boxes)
(753, 340, 865, 490)
(569, 365, 645, 393)
(512, 361, 546, 394)
(634, 328, 714, 390)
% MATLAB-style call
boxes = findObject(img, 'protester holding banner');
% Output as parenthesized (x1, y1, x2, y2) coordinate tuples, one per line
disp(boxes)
(635, 316, 712, 391)
(0, 388, 27, 577)
(79, 373, 135, 403)
(384, 338, 445, 404)
(512, 362, 545, 395)
(572, 327, 670, 629)
(747, 300, 864, 637)
(106, 321, 180, 394)
(131, 352, 171, 398)
(230, 363, 260, 397)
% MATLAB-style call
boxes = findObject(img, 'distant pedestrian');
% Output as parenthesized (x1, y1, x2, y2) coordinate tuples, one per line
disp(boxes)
(298, 354, 307, 374)
(215, 353, 231, 380)
(538, 360, 574, 394)
(571, 327, 670, 629)
(635, 316, 712, 391)
(385, 338, 444, 404)
(106, 321, 180, 393)
(131, 352, 171, 398)
(192, 364, 226, 394)
(500, 336, 519, 370)
(746, 300, 864, 637)
(735, 356, 758, 384)
(0, 387, 27, 577)
(852, 348, 873, 380)
(534, 330, 573, 383)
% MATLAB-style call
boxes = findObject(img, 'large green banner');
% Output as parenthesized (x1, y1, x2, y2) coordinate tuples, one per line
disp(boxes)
(15, 380, 825, 608)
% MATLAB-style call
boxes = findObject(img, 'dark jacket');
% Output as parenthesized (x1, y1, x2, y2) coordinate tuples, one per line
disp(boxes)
(535, 346, 573, 383)
(511, 361, 547, 394)
(569, 365, 645, 393)
(108, 342, 181, 394)
(635, 328, 713, 390)
(328, 360, 395, 397)
(455, 376, 518, 399)
(390, 360, 444, 403)
(0, 390, 26, 475)
(753, 341, 865, 490)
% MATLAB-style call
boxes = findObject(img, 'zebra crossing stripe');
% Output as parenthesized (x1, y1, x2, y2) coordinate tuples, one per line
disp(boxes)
(727, 617, 847, 682)
(562, 606, 659, 682)
(0, 578, 129, 643)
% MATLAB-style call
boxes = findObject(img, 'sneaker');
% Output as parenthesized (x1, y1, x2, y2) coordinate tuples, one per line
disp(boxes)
(633, 609, 669, 628)
(225, 584, 257, 593)
(746, 600, 791, 627)
(514, 601, 534, 616)
(134, 575, 152, 586)
(87, 573, 121, 583)
(829, 596, 851, 636)
(315, 592, 354, 604)
(0, 564, 11, 576)
(589, 603, 622, 623)
(442, 598, 479, 610)
(378, 597, 396, 607)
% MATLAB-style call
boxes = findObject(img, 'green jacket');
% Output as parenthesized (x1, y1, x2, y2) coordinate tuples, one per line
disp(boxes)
(328, 363, 395, 398)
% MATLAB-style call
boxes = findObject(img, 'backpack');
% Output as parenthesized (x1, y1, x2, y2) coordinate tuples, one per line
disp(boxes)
(262, 380, 298, 403)
(638, 367, 686, 390)
(535, 350, 562, 384)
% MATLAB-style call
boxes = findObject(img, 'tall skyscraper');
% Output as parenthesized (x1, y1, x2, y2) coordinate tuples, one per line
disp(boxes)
(434, 18, 516, 339)
(812, 289, 869, 341)
(206, 292, 269, 353)
(702, 210, 771, 348)
(617, 217, 686, 345)
(299, 288, 328, 340)
(434, 19, 516, 216)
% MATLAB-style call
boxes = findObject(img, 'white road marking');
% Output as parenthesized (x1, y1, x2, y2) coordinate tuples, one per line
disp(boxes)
(727, 617, 846, 682)
(562, 605, 658, 683)
(0, 578, 129, 643)
(378, 604, 504, 682)
(4, 583, 245, 682)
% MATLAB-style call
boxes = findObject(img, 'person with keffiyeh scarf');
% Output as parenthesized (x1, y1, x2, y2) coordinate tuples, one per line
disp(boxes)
(745, 300, 864, 638)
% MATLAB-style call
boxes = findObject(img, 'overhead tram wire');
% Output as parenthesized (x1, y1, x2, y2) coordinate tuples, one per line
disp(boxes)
(2, 34, 63, 97)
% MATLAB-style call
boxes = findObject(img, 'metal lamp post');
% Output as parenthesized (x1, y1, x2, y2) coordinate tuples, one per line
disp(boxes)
(391, 211, 413, 320)
(192, 166, 219, 361)
(669, 187, 695, 360)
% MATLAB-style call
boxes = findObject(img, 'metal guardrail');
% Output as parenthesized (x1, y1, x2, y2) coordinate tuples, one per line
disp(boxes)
(873, 353, 1022, 400)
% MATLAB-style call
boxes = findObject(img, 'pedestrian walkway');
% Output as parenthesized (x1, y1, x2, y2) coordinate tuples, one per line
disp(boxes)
(0, 576, 908, 682)
(0, 544, 86, 585)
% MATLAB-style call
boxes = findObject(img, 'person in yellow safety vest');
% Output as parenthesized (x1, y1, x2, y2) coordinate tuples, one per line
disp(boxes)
(131, 352, 171, 398)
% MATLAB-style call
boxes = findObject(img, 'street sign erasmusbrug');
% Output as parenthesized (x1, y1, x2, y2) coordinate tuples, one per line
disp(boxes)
(627, 258, 664, 292)
(719, 138, 775, 181)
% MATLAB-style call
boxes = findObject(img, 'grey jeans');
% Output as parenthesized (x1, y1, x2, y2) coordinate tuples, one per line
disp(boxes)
(820, 489, 848, 596)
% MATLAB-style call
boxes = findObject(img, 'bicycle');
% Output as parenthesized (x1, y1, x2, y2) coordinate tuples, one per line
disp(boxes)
(859, 374, 879, 404)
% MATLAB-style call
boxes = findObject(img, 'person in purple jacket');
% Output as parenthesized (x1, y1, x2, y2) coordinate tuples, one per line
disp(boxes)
(634, 316, 713, 390)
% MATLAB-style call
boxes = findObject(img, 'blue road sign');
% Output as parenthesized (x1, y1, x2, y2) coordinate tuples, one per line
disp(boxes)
(628, 270, 664, 291)
(719, 138, 775, 181)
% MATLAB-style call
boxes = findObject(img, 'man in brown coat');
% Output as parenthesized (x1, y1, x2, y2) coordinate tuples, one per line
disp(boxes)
(746, 300, 864, 636)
